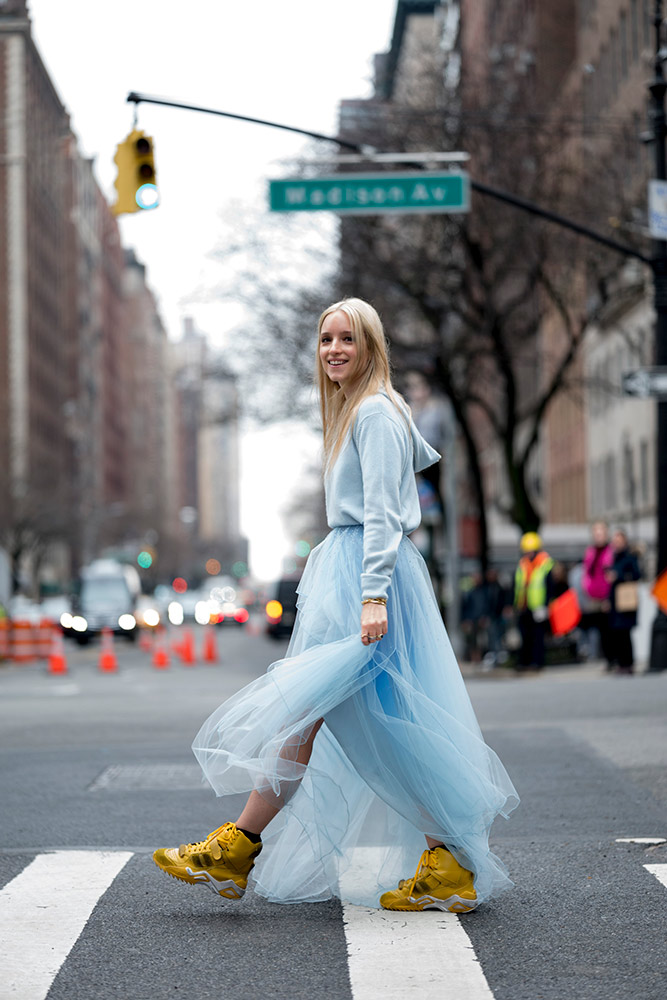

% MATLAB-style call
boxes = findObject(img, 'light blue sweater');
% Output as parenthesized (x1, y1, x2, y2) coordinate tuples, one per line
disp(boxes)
(325, 393, 441, 599)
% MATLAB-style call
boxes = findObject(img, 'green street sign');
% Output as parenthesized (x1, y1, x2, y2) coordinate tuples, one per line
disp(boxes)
(269, 171, 469, 215)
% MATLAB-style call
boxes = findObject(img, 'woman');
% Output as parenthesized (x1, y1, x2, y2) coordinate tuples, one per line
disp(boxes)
(154, 298, 519, 911)
(606, 529, 641, 675)
(582, 520, 614, 669)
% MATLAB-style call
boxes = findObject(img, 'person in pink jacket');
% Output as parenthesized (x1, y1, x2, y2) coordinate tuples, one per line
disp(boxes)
(582, 521, 614, 670)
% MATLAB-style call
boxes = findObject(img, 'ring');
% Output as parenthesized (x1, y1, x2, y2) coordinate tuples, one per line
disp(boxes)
(361, 633, 370, 638)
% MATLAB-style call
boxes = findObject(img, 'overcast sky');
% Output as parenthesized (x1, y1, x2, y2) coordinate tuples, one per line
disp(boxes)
(28, 0, 398, 579)
(29, 0, 396, 339)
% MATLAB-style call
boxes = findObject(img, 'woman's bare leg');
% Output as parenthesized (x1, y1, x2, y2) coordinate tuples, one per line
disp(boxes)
(235, 719, 324, 835)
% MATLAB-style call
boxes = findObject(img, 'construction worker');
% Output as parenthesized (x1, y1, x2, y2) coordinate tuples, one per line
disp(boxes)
(514, 532, 554, 670)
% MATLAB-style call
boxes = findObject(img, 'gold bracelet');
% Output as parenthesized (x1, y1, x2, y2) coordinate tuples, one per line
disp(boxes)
(361, 597, 387, 606)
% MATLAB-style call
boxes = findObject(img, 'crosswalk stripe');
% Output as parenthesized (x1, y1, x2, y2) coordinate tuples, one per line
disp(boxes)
(0, 850, 133, 1000)
(340, 849, 494, 1000)
(644, 863, 667, 890)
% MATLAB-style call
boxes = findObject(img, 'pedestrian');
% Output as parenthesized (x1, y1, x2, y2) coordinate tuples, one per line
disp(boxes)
(153, 298, 519, 912)
(581, 520, 614, 670)
(549, 561, 570, 600)
(513, 532, 554, 670)
(606, 529, 641, 675)
(460, 571, 488, 662)
(482, 568, 511, 666)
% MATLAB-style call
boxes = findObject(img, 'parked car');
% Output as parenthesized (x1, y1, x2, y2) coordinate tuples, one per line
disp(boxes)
(205, 576, 248, 626)
(265, 575, 301, 640)
(174, 588, 208, 622)
(66, 559, 140, 644)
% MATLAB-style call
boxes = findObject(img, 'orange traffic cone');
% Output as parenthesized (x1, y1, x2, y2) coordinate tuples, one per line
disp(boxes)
(98, 627, 118, 673)
(179, 627, 196, 666)
(152, 628, 170, 669)
(202, 627, 219, 664)
(47, 630, 68, 675)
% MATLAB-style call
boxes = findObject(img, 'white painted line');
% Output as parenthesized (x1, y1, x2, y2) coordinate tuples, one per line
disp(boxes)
(644, 864, 667, 890)
(616, 837, 666, 845)
(340, 849, 494, 1000)
(0, 850, 133, 1000)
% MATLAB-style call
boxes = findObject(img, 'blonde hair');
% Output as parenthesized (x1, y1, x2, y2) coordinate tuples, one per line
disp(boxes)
(316, 297, 408, 471)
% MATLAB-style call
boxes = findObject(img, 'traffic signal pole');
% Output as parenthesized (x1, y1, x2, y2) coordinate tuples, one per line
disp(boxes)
(126, 91, 648, 264)
(648, 0, 667, 671)
(126, 84, 667, 667)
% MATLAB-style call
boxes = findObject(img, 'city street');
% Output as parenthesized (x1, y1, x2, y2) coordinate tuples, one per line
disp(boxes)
(1, 626, 666, 1000)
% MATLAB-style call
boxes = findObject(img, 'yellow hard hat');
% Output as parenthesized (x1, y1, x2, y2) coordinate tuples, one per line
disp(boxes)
(520, 531, 542, 553)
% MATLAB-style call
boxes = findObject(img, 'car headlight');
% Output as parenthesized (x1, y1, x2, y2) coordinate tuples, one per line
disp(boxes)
(71, 616, 88, 632)
(118, 614, 136, 630)
(60, 612, 73, 629)
(194, 601, 211, 625)
(143, 608, 160, 627)
(168, 601, 184, 625)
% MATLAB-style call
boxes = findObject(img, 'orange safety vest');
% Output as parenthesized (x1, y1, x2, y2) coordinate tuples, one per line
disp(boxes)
(514, 552, 554, 611)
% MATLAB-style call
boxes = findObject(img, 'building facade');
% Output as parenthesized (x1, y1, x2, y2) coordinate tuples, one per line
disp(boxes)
(341, 0, 658, 574)
(0, 0, 72, 587)
(0, 1, 210, 593)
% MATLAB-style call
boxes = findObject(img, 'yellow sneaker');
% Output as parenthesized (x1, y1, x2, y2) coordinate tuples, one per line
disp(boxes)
(153, 822, 261, 899)
(380, 846, 477, 913)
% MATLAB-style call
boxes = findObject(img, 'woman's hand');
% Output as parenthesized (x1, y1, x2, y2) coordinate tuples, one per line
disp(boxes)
(361, 602, 388, 645)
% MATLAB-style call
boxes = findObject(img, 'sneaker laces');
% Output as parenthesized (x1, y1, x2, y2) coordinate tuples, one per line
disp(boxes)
(405, 849, 437, 896)
(178, 822, 238, 861)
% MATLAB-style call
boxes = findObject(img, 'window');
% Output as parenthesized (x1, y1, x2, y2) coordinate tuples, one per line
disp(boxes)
(623, 441, 636, 508)
(605, 453, 617, 510)
(640, 439, 650, 504)
(633, 112, 642, 168)
(644, 0, 652, 48)
(643, 326, 655, 365)
(631, 0, 639, 61)
(591, 459, 602, 515)
(620, 11, 628, 78)
(610, 28, 618, 95)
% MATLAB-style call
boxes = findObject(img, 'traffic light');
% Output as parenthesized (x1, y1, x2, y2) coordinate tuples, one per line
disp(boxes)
(112, 129, 159, 216)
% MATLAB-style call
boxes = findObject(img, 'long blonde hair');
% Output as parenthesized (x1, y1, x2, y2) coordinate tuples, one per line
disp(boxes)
(316, 297, 407, 471)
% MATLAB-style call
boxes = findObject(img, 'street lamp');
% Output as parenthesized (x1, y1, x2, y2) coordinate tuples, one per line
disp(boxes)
(648, 0, 667, 671)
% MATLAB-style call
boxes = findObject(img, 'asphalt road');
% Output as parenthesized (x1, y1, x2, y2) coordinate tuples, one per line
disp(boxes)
(1, 625, 666, 1000)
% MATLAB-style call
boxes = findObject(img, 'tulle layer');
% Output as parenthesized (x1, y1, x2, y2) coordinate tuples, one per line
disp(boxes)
(192, 526, 519, 906)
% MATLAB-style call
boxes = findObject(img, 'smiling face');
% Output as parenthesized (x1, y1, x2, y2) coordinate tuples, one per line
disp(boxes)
(319, 310, 363, 392)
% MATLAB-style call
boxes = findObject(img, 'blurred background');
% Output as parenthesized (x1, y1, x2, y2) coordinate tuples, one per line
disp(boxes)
(0, 0, 665, 667)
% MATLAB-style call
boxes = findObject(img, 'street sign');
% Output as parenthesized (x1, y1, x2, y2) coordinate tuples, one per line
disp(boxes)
(622, 367, 667, 398)
(269, 171, 470, 215)
(648, 179, 667, 239)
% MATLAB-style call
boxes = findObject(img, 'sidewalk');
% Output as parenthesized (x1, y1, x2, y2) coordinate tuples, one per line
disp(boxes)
(459, 657, 651, 680)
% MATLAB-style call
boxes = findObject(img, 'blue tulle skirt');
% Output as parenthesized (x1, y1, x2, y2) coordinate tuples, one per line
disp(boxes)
(192, 526, 519, 907)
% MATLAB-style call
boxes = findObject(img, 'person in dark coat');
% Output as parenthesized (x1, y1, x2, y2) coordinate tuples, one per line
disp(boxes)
(460, 572, 488, 662)
(483, 568, 511, 666)
(605, 530, 641, 674)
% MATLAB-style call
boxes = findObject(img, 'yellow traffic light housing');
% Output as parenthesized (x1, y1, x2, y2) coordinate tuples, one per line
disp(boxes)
(112, 129, 159, 216)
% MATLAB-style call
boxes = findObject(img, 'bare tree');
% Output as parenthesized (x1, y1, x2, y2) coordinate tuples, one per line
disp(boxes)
(200, 199, 337, 426)
(1, 489, 72, 596)
(333, 97, 644, 568)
